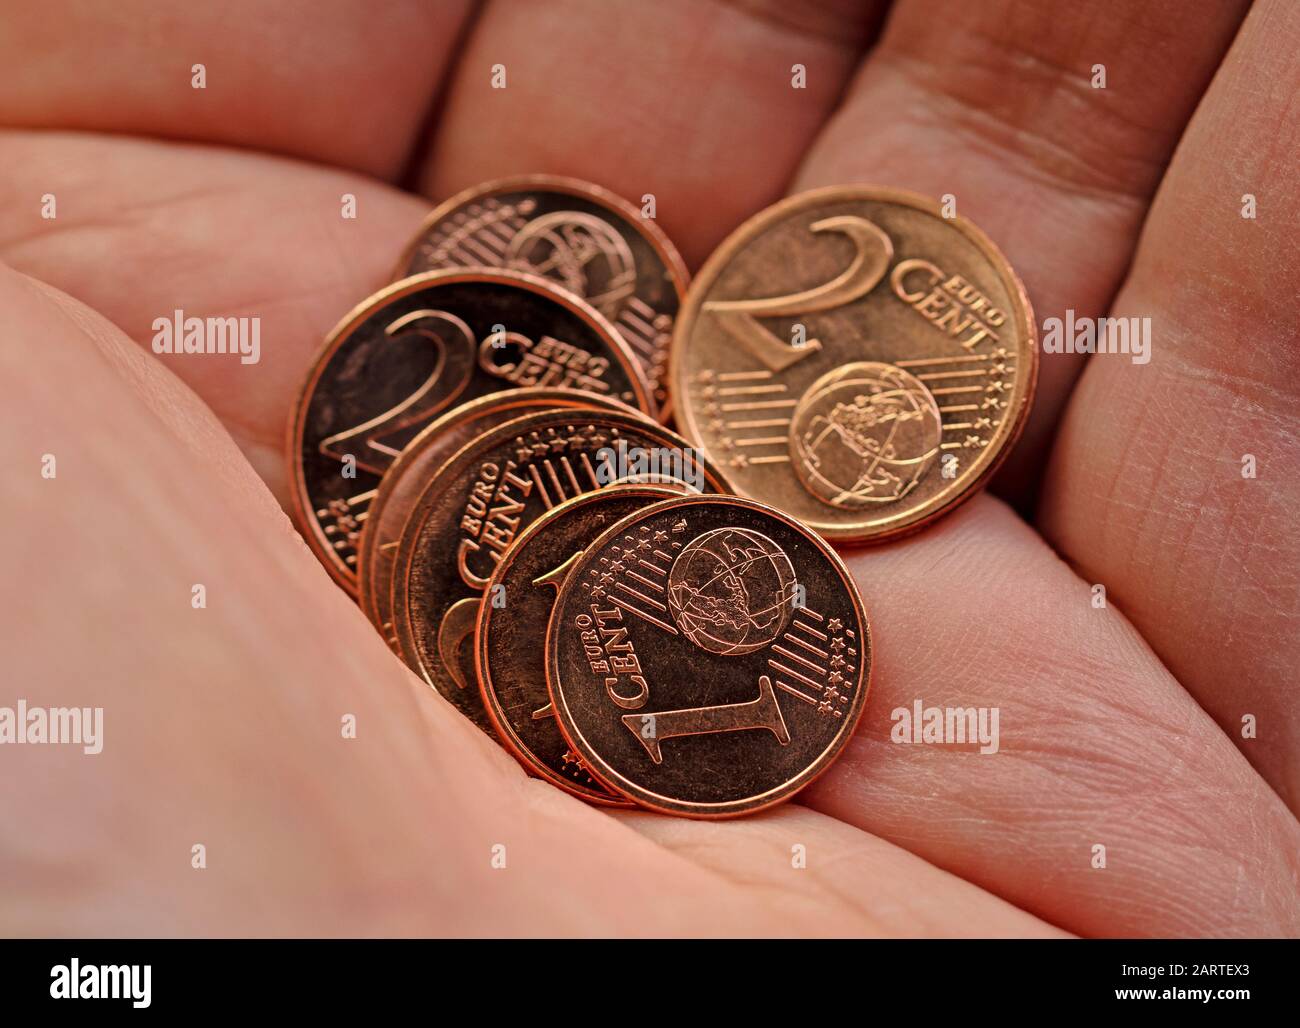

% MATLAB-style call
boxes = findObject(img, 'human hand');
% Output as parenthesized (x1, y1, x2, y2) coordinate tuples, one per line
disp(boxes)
(2, 0, 1296, 936)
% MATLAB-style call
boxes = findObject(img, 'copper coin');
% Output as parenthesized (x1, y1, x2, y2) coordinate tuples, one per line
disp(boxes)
(391, 409, 732, 732)
(356, 387, 634, 646)
(546, 494, 871, 818)
(288, 269, 653, 593)
(476, 485, 687, 805)
(670, 186, 1037, 544)
(398, 175, 688, 412)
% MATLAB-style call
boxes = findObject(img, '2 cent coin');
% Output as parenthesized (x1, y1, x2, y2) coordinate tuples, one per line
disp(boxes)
(288, 269, 652, 593)
(399, 175, 688, 411)
(670, 186, 1036, 543)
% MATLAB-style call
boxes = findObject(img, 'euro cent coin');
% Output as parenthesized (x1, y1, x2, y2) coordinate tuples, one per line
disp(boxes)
(475, 485, 687, 805)
(546, 494, 871, 817)
(288, 269, 653, 594)
(356, 387, 633, 647)
(398, 175, 688, 412)
(669, 186, 1037, 544)
(391, 409, 732, 732)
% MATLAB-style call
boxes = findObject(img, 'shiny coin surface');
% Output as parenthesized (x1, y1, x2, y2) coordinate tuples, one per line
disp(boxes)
(476, 485, 687, 805)
(546, 494, 870, 818)
(670, 186, 1036, 543)
(398, 175, 688, 411)
(392, 409, 732, 732)
(289, 269, 653, 593)
(357, 388, 633, 646)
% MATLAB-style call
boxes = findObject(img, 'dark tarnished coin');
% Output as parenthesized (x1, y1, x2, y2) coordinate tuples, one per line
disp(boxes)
(398, 175, 688, 411)
(391, 409, 731, 733)
(670, 186, 1037, 544)
(356, 387, 634, 646)
(546, 494, 871, 818)
(476, 485, 686, 805)
(288, 269, 653, 593)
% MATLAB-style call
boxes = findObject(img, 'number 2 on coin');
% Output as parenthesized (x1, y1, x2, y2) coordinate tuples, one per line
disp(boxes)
(702, 215, 893, 372)
(319, 309, 475, 475)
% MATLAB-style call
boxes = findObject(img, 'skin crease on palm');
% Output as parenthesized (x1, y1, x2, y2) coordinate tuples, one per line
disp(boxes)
(1, 0, 1297, 937)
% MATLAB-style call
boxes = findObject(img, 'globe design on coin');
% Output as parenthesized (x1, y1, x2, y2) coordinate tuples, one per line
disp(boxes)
(507, 212, 637, 320)
(666, 528, 796, 656)
(789, 362, 943, 510)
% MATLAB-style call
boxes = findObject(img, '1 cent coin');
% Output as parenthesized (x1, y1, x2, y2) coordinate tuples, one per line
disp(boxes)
(546, 494, 871, 817)
(476, 485, 687, 805)
(288, 269, 653, 593)
(356, 387, 633, 646)
(398, 175, 688, 412)
(670, 186, 1036, 543)
(391, 409, 732, 732)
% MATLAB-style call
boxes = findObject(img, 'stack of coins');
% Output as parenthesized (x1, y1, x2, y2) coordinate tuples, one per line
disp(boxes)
(288, 177, 1036, 818)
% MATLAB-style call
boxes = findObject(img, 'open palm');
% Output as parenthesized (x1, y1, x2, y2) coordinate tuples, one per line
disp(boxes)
(3, 0, 1297, 936)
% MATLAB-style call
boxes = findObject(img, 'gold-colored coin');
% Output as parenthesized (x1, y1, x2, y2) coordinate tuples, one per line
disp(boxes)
(670, 186, 1037, 543)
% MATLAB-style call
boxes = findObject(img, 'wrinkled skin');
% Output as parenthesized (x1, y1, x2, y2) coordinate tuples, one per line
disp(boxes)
(1, 0, 1297, 936)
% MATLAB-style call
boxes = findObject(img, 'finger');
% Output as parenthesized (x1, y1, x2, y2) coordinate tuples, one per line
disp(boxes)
(618, 805, 1066, 937)
(0, 263, 1059, 936)
(419, 0, 884, 265)
(0, 130, 431, 502)
(792, 0, 1250, 499)
(1038, 0, 1300, 810)
(802, 496, 1300, 937)
(0, 0, 476, 178)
